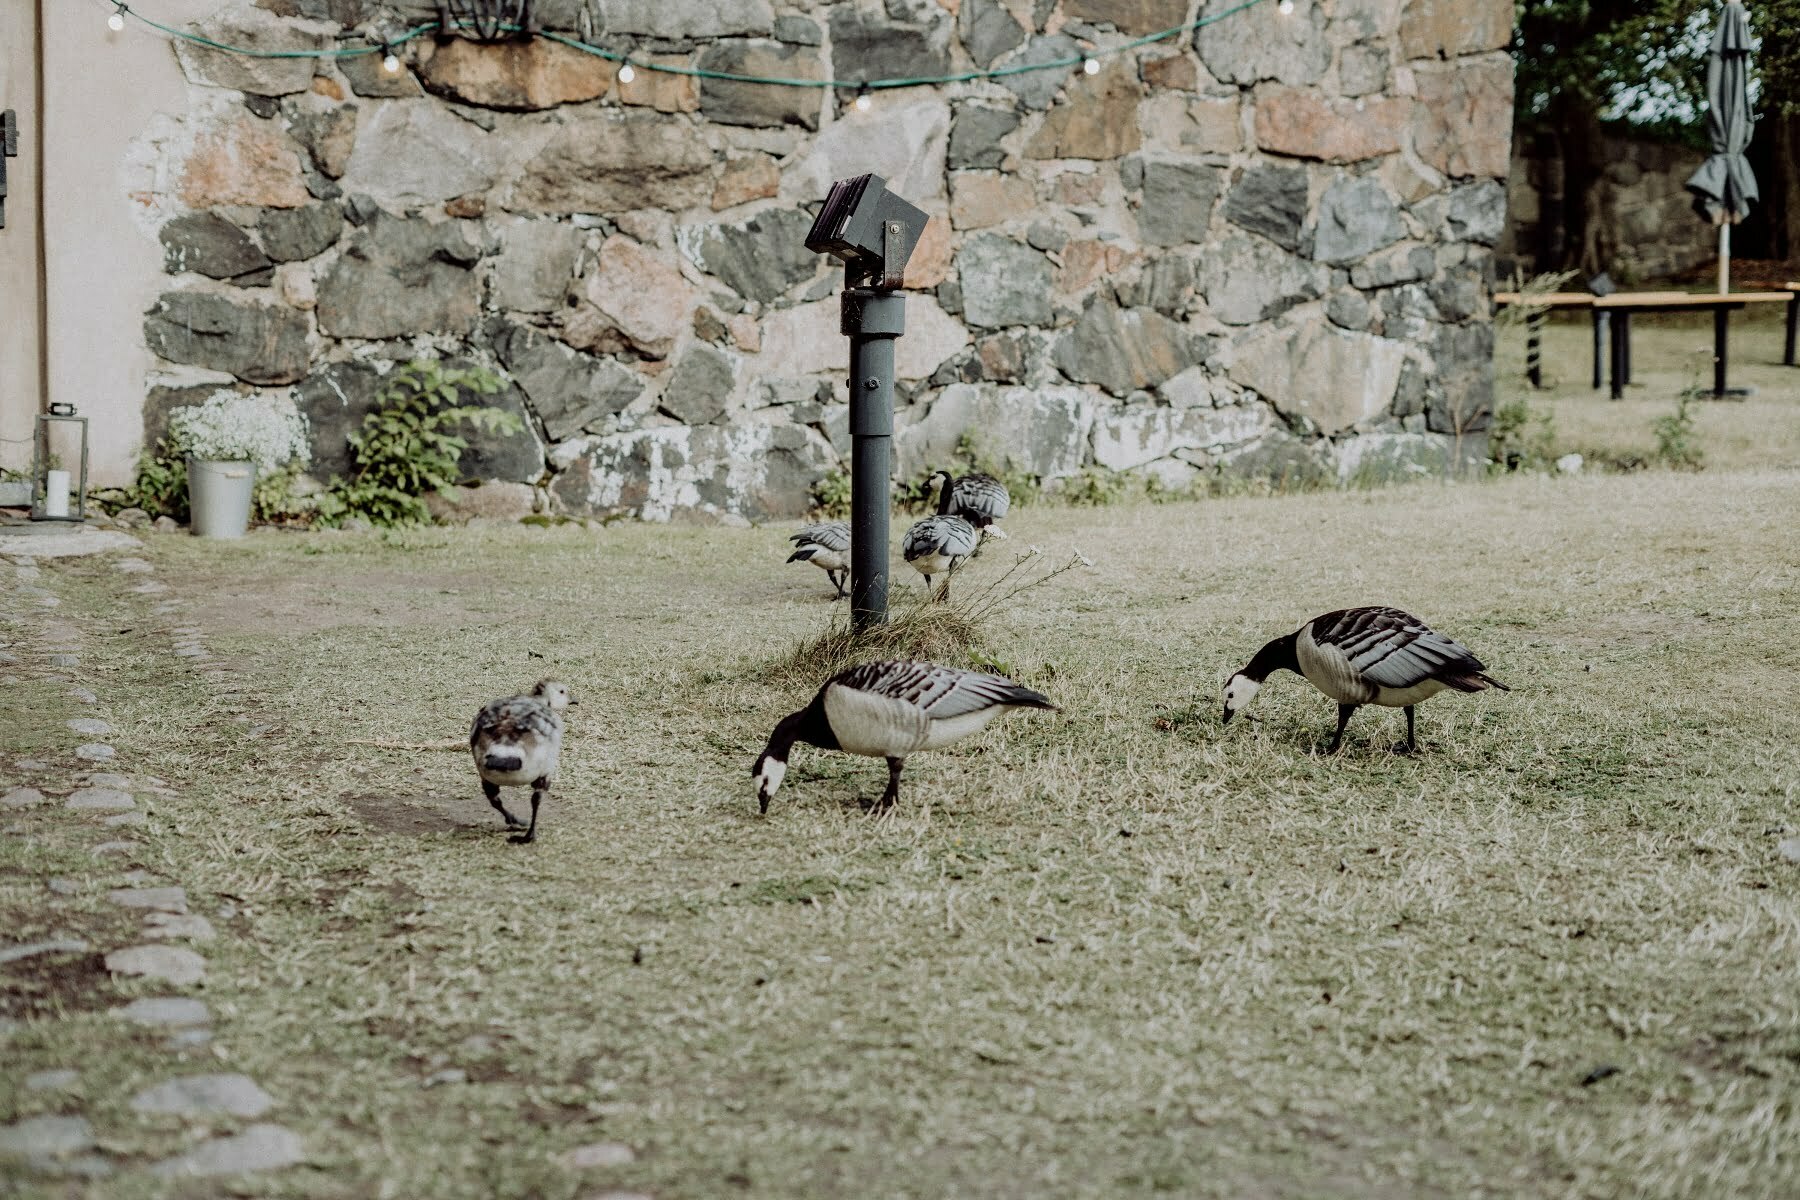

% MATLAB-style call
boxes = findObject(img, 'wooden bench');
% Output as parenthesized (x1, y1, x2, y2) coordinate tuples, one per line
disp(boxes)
(1593, 291, 1792, 399)
(1494, 292, 1601, 389)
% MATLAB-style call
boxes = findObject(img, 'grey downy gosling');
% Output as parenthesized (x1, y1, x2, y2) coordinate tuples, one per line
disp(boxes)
(902, 511, 978, 600)
(787, 521, 851, 598)
(753, 660, 1057, 813)
(925, 469, 1011, 542)
(1222, 607, 1509, 753)
(470, 679, 575, 843)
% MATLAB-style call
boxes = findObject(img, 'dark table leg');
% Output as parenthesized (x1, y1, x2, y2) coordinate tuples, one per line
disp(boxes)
(1785, 294, 1797, 366)
(1527, 310, 1543, 388)
(1620, 312, 1633, 386)
(1620, 313, 1634, 401)
(1714, 306, 1728, 397)
(1592, 310, 1608, 390)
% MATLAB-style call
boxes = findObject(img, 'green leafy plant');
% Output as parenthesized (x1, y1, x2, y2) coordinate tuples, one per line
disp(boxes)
(1488, 398, 1558, 473)
(1654, 392, 1704, 471)
(1056, 465, 1128, 507)
(111, 441, 190, 521)
(809, 467, 852, 520)
(320, 360, 522, 527)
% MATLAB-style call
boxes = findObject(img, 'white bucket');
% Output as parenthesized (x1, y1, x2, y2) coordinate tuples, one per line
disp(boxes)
(188, 459, 257, 538)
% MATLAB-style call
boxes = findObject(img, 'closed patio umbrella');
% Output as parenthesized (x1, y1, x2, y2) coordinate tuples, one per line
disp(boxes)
(1685, 0, 1758, 294)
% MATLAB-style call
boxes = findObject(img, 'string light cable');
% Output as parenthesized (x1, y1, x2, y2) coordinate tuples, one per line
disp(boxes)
(99, 0, 1280, 94)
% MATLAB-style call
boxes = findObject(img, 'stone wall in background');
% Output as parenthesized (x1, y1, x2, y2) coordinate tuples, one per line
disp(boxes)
(135, 0, 1512, 521)
(1499, 130, 1715, 286)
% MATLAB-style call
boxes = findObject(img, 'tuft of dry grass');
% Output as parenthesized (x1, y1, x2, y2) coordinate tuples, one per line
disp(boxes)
(756, 547, 1091, 689)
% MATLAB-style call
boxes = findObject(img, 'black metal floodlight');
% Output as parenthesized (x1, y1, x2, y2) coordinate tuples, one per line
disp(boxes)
(803, 175, 930, 633)
(805, 174, 928, 290)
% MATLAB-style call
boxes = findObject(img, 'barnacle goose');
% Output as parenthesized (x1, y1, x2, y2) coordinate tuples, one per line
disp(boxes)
(1222, 607, 1508, 753)
(925, 469, 1011, 540)
(788, 521, 851, 597)
(902, 514, 978, 599)
(470, 679, 575, 843)
(752, 660, 1057, 813)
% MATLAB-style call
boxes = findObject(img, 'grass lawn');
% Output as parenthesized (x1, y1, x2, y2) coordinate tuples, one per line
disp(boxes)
(1494, 309, 1800, 470)
(5, 445, 1800, 1194)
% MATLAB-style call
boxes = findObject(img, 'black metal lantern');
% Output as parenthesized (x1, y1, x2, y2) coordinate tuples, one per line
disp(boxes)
(31, 403, 89, 523)
(437, 1, 537, 41)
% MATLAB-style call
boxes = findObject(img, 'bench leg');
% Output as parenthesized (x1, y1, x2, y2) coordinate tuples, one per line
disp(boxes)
(1620, 313, 1634, 401)
(1714, 307, 1728, 397)
(1592, 311, 1608, 390)
(1786, 295, 1797, 367)
(1526, 310, 1543, 388)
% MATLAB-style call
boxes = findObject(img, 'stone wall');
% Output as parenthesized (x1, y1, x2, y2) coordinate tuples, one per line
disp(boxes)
(1500, 130, 1716, 285)
(132, 0, 1513, 521)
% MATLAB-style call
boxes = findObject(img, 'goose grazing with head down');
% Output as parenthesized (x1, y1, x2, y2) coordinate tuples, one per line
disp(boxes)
(902, 512, 978, 600)
(470, 679, 575, 843)
(1222, 607, 1508, 753)
(925, 469, 1011, 541)
(787, 521, 851, 597)
(753, 660, 1057, 813)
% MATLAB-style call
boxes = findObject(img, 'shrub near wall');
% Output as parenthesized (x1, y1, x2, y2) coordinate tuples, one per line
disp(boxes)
(137, 0, 1513, 521)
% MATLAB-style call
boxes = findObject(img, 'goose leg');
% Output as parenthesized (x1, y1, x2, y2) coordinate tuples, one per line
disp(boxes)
(1325, 704, 1357, 754)
(831, 570, 848, 599)
(511, 778, 546, 844)
(483, 780, 526, 829)
(875, 757, 904, 812)
(1393, 706, 1418, 755)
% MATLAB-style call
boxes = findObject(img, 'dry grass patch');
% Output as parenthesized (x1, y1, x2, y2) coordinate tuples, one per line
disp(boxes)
(3, 468, 1798, 1198)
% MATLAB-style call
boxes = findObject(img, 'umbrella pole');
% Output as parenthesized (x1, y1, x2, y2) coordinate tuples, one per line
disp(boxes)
(1719, 222, 1729, 295)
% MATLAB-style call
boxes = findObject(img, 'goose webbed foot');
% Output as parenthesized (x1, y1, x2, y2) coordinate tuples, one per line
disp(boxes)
(869, 757, 904, 815)
(1390, 706, 1418, 755)
(508, 786, 544, 845)
(1324, 704, 1357, 755)
(484, 782, 527, 829)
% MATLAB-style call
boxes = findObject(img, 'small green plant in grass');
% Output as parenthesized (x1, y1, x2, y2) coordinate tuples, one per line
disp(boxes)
(809, 466, 852, 520)
(1654, 392, 1704, 471)
(1488, 397, 1557, 473)
(1056, 465, 1128, 507)
(317, 360, 522, 528)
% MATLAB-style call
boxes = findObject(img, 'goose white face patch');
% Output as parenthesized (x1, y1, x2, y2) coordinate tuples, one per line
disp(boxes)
(1221, 674, 1262, 721)
(754, 755, 788, 808)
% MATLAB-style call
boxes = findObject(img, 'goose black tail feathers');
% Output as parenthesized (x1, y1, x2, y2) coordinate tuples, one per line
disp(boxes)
(787, 548, 816, 564)
(1446, 672, 1509, 694)
(1007, 687, 1060, 712)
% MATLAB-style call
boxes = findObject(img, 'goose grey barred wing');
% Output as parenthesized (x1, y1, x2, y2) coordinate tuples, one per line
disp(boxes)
(832, 660, 1056, 718)
(790, 522, 850, 552)
(950, 474, 1010, 525)
(902, 515, 979, 561)
(1310, 607, 1487, 689)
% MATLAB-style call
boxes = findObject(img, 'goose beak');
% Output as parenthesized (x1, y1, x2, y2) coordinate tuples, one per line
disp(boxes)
(1220, 705, 1234, 726)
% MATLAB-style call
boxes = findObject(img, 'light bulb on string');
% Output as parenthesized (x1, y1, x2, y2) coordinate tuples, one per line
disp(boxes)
(108, 6, 126, 31)
(382, 50, 401, 73)
(1082, 57, 1100, 76)
(853, 87, 872, 112)
(618, 60, 636, 84)
(1277, 0, 1295, 13)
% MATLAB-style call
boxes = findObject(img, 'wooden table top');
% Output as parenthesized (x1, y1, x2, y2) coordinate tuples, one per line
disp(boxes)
(1493, 292, 1595, 306)
(1594, 290, 1792, 308)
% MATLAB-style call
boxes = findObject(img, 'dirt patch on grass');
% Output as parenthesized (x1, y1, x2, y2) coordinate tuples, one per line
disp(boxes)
(0, 949, 115, 1019)
(186, 567, 488, 638)
(343, 789, 498, 837)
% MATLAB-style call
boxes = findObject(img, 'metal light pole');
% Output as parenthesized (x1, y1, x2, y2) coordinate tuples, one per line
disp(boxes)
(804, 175, 928, 633)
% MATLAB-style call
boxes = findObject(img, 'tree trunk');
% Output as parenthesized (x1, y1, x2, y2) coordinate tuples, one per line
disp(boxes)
(1550, 95, 1608, 275)
(1771, 112, 1800, 263)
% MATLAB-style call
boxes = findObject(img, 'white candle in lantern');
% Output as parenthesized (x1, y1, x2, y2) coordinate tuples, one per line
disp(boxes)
(44, 469, 71, 518)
